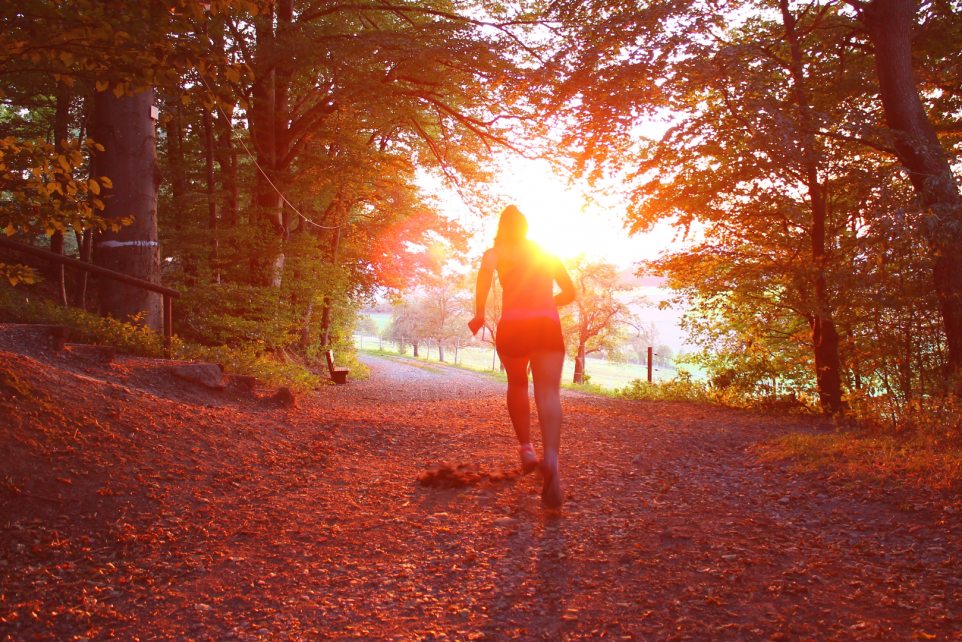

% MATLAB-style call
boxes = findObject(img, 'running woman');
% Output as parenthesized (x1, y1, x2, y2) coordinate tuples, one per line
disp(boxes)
(468, 205, 576, 509)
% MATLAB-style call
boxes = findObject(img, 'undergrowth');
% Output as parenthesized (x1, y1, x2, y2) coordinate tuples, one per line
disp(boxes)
(0, 287, 334, 393)
(761, 388, 962, 490)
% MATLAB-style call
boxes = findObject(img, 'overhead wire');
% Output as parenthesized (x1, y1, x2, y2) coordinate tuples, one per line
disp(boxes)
(196, 73, 341, 230)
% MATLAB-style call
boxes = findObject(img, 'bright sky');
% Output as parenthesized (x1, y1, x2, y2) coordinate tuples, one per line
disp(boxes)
(438, 156, 694, 351)
(470, 156, 681, 270)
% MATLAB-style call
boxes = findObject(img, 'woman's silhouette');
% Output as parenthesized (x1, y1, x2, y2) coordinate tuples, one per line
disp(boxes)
(468, 205, 576, 509)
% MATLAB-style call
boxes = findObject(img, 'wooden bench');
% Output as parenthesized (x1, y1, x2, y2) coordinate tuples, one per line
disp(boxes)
(325, 350, 349, 384)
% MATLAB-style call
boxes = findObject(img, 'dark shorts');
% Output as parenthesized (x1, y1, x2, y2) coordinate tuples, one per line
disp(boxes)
(496, 317, 565, 359)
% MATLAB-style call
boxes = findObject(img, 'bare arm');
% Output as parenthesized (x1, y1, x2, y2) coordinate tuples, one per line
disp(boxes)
(553, 256, 576, 307)
(468, 249, 498, 335)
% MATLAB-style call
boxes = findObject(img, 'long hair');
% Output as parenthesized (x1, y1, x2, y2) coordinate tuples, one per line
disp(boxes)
(494, 205, 528, 247)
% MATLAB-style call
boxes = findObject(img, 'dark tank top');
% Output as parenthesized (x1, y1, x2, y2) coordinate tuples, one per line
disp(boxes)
(496, 241, 560, 322)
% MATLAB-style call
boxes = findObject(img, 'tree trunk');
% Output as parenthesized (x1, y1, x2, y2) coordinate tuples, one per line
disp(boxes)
(320, 226, 341, 347)
(862, 0, 962, 376)
(438, 342, 445, 362)
(300, 300, 313, 349)
(210, 21, 238, 227)
(811, 315, 844, 412)
(413, 342, 419, 357)
(165, 95, 186, 207)
(809, 190, 844, 414)
(92, 88, 163, 329)
(73, 229, 92, 309)
(574, 343, 586, 383)
(204, 108, 219, 284)
(73, 96, 93, 309)
(50, 84, 71, 306)
(216, 107, 239, 227)
(781, 0, 845, 413)
(250, 1, 292, 285)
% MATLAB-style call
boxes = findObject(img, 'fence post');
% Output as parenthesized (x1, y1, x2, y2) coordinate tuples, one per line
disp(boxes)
(455, 337, 459, 364)
(379, 333, 382, 351)
(647, 346, 653, 383)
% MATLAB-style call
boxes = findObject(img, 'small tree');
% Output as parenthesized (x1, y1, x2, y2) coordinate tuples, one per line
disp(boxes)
(628, 319, 660, 366)
(385, 300, 427, 356)
(656, 344, 674, 369)
(417, 276, 470, 362)
(560, 255, 636, 383)
(357, 314, 379, 336)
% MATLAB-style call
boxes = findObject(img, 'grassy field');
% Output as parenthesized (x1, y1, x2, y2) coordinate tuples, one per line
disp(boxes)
(353, 334, 681, 389)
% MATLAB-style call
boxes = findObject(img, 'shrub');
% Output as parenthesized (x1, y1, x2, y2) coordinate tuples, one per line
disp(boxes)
(0, 286, 329, 392)
(0, 287, 163, 356)
(616, 370, 714, 403)
(760, 381, 962, 490)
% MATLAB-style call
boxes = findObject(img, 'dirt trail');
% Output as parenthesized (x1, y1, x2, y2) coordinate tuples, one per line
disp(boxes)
(2, 333, 961, 641)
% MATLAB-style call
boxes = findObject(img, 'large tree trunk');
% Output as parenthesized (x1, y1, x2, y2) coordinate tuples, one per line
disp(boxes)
(862, 0, 962, 376)
(249, 1, 293, 286)
(92, 88, 163, 329)
(809, 185, 844, 413)
(781, 0, 845, 413)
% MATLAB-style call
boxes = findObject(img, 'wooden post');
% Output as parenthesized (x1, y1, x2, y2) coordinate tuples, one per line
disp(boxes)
(455, 337, 459, 364)
(647, 346, 653, 383)
(163, 294, 173, 359)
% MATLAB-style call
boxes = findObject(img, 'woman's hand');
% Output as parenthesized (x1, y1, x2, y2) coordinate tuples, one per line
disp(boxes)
(468, 314, 485, 335)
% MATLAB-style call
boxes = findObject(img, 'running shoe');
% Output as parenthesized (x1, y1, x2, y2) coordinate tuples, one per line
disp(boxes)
(541, 462, 564, 509)
(519, 443, 539, 475)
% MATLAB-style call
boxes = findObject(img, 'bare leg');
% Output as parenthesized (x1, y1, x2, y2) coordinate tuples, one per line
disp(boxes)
(530, 350, 564, 469)
(501, 355, 531, 445)
(530, 350, 565, 508)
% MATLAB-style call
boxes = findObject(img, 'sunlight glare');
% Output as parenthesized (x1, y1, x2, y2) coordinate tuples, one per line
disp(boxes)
(494, 157, 676, 267)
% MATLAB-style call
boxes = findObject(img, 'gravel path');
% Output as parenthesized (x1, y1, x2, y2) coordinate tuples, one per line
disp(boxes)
(3, 345, 961, 641)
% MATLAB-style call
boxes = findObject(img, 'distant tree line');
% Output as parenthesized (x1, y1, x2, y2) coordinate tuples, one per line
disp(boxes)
(376, 255, 664, 383)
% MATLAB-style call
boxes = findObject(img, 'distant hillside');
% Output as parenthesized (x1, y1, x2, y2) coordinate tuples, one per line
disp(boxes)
(619, 266, 665, 288)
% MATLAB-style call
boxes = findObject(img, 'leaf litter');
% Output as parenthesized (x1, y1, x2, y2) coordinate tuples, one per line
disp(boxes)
(1, 324, 961, 641)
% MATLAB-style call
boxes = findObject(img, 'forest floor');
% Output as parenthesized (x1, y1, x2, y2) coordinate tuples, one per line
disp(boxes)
(2, 324, 962, 641)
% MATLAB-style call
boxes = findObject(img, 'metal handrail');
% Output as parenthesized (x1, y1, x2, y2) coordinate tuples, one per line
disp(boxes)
(0, 235, 180, 358)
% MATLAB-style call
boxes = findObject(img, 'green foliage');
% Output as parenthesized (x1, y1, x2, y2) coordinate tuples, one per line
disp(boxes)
(0, 286, 164, 357)
(617, 372, 714, 404)
(176, 342, 322, 393)
(613, 369, 815, 412)
(761, 388, 962, 490)
(0, 285, 334, 392)
(357, 314, 379, 336)
(0, 263, 40, 287)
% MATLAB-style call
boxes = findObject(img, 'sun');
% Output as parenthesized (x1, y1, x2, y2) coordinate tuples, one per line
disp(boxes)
(497, 158, 626, 263)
